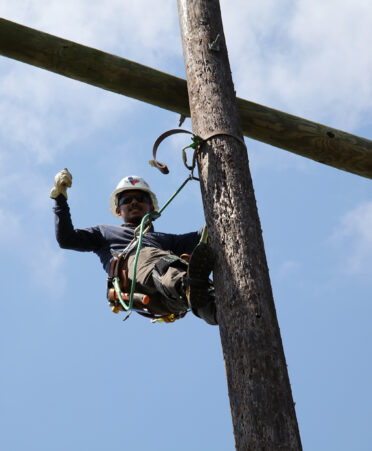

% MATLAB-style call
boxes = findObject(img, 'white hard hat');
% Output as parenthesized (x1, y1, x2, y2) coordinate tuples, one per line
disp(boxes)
(110, 175, 159, 218)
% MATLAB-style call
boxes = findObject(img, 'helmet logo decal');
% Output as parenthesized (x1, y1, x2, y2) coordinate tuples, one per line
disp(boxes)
(127, 177, 140, 186)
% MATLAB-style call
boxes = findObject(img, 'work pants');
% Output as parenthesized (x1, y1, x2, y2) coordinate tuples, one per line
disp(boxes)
(127, 246, 188, 315)
(127, 246, 218, 325)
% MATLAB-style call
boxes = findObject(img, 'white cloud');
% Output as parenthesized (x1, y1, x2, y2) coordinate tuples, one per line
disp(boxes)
(0, 0, 181, 64)
(28, 239, 67, 299)
(0, 0, 185, 190)
(0, 64, 130, 165)
(221, 0, 372, 131)
(332, 201, 372, 274)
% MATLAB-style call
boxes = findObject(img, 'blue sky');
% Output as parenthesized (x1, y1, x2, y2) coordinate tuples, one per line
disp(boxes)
(0, 1, 371, 450)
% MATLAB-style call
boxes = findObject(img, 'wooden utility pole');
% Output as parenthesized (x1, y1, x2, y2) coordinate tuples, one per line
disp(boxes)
(178, 1, 302, 449)
(2, 8, 372, 448)
(1, 17, 372, 178)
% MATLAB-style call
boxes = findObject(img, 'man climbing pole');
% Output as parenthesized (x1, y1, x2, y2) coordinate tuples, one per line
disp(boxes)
(50, 168, 217, 325)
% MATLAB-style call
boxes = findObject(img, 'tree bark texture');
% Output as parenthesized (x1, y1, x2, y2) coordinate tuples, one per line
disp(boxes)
(178, 1, 302, 450)
(1, 17, 372, 179)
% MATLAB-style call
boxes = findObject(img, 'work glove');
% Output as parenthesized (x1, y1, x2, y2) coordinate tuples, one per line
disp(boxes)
(50, 168, 72, 199)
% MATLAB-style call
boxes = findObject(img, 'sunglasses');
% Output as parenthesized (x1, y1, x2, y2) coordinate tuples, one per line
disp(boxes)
(118, 193, 151, 206)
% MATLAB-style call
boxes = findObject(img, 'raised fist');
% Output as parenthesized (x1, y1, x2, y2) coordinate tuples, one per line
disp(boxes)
(50, 168, 72, 199)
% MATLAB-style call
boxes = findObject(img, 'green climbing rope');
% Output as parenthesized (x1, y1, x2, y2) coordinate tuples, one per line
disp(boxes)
(112, 276, 130, 311)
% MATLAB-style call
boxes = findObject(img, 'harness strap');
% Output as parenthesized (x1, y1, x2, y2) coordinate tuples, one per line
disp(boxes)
(108, 251, 133, 311)
(203, 130, 245, 146)
(108, 251, 187, 323)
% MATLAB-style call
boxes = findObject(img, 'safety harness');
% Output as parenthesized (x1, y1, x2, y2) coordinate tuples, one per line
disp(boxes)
(107, 129, 216, 323)
(107, 248, 188, 323)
